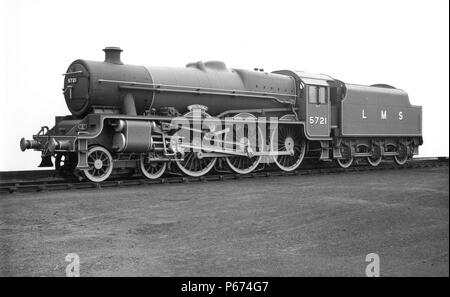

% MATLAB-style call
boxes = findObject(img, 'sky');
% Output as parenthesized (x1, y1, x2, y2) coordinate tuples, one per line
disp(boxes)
(0, 0, 448, 171)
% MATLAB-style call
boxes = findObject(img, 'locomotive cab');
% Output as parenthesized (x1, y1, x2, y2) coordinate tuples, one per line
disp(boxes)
(304, 83, 330, 139)
(273, 70, 337, 140)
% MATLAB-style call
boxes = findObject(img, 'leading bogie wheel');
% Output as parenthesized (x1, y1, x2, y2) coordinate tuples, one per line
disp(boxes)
(83, 146, 114, 182)
(140, 155, 167, 179)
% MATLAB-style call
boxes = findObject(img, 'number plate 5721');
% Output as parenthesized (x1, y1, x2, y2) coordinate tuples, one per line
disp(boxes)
(309, 116, 327, 125)
(67, 77, 77, 84)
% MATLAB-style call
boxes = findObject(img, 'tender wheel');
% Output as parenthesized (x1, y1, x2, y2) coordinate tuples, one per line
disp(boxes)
(140, 156, 167, 179)
(336, 142, 353, 168)
(175, 109, 217, 177)
(225, 113, 262, 174)
(394, 143, 408, 165)
(367, 144, 382, 167)
(272, 124, 306, 172)
(83, 146, 113, 182)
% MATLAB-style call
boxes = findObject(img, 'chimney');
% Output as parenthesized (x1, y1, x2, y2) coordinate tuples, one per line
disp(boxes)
(103, 47, 123, 64)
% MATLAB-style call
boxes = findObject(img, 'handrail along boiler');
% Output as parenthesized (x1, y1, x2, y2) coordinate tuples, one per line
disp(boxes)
(20, 47, 423, 182)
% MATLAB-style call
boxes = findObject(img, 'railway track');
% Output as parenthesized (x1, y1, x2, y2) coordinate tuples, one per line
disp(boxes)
(0, 157, 447, 194)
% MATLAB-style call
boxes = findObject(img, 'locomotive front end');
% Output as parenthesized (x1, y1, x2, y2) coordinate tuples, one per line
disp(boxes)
(63, 60, 91, 117)
(20, 47, 151, 169)
(19, 117, 80, 168)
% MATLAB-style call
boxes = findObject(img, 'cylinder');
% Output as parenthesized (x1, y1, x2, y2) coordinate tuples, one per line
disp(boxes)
(112, 120, 152, 152)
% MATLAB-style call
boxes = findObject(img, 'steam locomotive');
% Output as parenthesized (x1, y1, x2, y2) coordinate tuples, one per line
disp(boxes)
(20, 47, 423, 182)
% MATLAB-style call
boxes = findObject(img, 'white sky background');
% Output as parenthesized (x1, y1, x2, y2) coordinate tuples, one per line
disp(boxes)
(0, 0, 448, 171)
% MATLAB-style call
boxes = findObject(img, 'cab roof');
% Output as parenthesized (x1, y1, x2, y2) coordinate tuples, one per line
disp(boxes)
(273, 70, 339, 87)
(293, 71, 336, 86)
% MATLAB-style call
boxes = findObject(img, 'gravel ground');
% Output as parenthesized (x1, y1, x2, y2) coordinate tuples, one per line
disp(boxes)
(0, 166, 448, 276)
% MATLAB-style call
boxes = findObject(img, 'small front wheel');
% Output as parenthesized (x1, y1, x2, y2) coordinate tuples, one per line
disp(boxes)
(140, 156, 167, 179)
(83, 146, 113, 182)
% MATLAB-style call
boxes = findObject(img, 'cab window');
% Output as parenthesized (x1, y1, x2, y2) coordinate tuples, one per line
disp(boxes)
(318, 87, 327, 104)
(308, 86, 327, 104)
(308, 86, 318, 104)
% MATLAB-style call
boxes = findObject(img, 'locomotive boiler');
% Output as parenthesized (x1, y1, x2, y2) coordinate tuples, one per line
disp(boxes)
(20, 47, 423, 182)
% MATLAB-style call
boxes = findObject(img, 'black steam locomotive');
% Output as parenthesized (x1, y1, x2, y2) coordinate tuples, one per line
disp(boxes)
(20, 48, 423, 182)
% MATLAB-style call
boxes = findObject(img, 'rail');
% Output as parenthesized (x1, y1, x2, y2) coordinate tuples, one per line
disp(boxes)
(0, 157, 447, 195)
